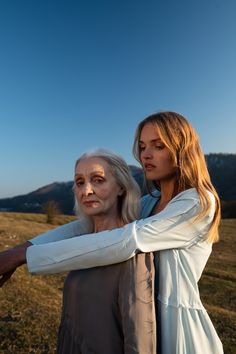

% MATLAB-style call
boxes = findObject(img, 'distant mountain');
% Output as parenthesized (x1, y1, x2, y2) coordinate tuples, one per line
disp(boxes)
(0, 154, 235, 217)
(205, 153, 236, 201)
(0, 182, 75, 215)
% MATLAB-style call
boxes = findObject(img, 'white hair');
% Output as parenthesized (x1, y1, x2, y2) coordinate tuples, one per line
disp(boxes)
(73, 149, 141, 232)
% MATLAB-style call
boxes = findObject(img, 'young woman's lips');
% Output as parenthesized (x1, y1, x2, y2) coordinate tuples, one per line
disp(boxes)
(144, 164, 156, 171)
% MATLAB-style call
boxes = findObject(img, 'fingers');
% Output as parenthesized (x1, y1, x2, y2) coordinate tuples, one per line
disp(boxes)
(0, 269, 16, 288)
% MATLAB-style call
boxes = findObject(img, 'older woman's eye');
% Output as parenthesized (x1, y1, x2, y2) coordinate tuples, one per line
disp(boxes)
(93, 177, 105, 184)
(75, 180, 84, 187)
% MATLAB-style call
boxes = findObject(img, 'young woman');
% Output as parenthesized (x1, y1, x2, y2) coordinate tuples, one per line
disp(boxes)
(0, 111, 224, 354)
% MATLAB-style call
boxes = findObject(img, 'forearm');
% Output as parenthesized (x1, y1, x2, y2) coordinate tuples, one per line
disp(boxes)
(26, 223, 138, 274)
(29, 219, 88, 245)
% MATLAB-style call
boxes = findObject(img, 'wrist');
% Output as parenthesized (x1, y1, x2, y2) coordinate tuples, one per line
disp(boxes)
(13, 241, 32, 267)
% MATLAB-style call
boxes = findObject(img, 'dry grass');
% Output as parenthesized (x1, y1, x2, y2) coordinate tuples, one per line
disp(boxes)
(0, 212, 75, 354)
(198, 219, 236, 353)
(0, 213, 235, 353)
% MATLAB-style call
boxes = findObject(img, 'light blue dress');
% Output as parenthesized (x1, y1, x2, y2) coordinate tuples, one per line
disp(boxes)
(27, 188, 224, 354)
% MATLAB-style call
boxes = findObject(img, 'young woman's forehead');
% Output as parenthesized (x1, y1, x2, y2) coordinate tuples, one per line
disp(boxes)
(140, 123, 161, 142)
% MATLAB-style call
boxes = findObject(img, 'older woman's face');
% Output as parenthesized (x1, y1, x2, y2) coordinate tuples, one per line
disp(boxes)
(74, 157, 122, 217)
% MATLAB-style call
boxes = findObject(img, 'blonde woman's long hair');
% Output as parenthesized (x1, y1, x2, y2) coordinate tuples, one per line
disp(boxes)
(133, 111, 220, 243)
(73, 149, 141, 232)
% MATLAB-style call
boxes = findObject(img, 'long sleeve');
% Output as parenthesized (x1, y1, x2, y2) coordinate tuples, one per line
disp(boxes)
(26, 189, 215, 274)
(29, 219, 89, 245)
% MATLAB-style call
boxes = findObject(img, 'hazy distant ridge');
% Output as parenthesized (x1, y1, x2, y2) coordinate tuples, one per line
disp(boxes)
(0, 154, 235, 217)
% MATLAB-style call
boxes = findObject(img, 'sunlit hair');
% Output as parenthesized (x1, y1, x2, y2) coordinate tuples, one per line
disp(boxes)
(73, 149, 141, 232)
(133, 111, 221, 243)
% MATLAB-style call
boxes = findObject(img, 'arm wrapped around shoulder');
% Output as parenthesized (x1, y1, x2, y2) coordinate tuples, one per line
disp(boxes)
(26, 189, 215, 274)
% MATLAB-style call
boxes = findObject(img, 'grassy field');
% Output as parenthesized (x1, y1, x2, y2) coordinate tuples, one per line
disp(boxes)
(0, 212, 235, 354)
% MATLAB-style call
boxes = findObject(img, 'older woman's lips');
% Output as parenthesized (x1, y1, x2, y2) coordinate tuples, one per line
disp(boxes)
(83, 201, 99, 207)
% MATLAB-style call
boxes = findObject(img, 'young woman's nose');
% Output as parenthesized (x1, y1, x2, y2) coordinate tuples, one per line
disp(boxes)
(141, 147, 153, 160)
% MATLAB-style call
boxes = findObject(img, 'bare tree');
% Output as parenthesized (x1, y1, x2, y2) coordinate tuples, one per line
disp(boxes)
(42, 200, 60, 224)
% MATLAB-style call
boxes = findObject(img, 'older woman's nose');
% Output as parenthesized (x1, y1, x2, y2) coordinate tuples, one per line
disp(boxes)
(83, 182, 94, 195)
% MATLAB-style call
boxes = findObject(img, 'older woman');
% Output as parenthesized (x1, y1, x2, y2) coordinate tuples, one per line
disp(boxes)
(56, 150, 156, 353)
(0, 149, 156, 354)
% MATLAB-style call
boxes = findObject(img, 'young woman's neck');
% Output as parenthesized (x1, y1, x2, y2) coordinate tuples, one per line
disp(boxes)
(154, 178, 177, 213)
(160, 178, 177, 200)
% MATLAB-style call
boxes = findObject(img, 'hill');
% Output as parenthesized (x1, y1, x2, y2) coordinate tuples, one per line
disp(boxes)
(206, 153, 236, 201)
(0, 213, 235, 353)
(0, 182, 75, 215)
(0, 154, 236, 216)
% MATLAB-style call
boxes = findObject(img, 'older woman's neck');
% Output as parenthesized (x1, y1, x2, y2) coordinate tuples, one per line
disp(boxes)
(93, 216, 123, 233)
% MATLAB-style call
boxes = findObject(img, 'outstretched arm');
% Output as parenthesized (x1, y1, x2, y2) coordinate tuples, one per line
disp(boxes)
(29, 218, 89, 245)
(26, 189, 215, 274)
(0, 218, 88, 286)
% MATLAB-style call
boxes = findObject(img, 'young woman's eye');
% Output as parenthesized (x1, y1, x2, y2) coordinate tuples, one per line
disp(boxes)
(139, 145, 145, 151)
(155, 144, 164, 150)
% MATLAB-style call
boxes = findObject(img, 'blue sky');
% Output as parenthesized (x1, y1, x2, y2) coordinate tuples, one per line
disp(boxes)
(0, 0, 235, 198)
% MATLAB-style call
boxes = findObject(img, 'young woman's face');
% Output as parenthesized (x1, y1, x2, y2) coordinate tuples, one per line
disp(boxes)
(74, 157, 122, 217)
(139, 123, 177, 182)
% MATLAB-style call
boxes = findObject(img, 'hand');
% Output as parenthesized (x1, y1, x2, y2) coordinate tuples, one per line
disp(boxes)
(0, 269, 16, 287)
(0, 241, 31, 286)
